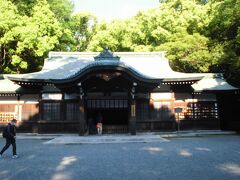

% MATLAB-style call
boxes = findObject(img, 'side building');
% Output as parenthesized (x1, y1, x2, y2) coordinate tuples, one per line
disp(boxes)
(0, 50, 239, 135)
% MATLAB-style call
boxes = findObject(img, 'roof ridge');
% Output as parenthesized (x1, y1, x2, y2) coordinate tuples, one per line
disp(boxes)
(48, 51, 166, 58)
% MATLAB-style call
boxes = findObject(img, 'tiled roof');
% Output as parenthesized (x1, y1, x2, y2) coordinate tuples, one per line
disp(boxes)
(5, 51, 206, 82)
(0, 78, 23, 93)
(1, 50, 237, 91)
(191, 74, 238, 92)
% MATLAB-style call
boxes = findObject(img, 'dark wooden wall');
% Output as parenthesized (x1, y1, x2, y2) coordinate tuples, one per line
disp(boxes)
(217, 92, 240, 131)
(2, 92, 238, 133)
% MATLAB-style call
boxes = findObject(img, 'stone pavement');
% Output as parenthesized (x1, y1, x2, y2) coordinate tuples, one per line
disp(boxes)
(15, 130, 237, 144)
(43, 134, 169, 144)
(157, 129, 237, 138)
(1, 135, 240, 180)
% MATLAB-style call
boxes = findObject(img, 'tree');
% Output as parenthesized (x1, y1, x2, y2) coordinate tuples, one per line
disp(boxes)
(9, 0, 36, 16)
(1, 0, 239, 88)
(67, 13, 97, 51)
(156, 33, 215, 72)
(48, 0, 73, 22)
(8, 0, 74, 52)
(0, 0, 63, 73)
(87, 19, 133, 52)
(0, 0, 23, 73)
(206, 0, 240, 86)
(10, 0, 73, 22)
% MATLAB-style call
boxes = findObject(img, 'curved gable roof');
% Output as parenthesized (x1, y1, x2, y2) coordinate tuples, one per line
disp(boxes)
(6, 51, 206, 83)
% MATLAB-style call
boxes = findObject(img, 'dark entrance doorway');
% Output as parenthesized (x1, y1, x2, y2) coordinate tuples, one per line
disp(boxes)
(86, 99, 129, 134)
(100, 109, 128, 125)
(82, 73, 133, 134)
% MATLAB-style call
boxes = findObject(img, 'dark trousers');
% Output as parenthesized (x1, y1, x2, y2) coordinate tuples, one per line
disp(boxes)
(0, 138, 16, 155)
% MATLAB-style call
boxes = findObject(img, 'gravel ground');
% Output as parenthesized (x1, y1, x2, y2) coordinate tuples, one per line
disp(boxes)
(0, 135, 240, 180)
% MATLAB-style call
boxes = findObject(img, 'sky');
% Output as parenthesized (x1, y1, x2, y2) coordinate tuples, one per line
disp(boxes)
(72, 0, 160, 21)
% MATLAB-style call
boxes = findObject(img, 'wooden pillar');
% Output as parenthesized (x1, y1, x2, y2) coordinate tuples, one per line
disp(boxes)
(78, 85, 85, 136)
(61, 93, 66, 120)
(17, 94, 22, 121)
(36, 93, 42, 134)
(61, 93, 66, 132)
(192, 92, 196, 130)
(79, 100, 85, 135)
(39, 93, 42, 121)
(191, 92, 195, 119)
(129, 83, 137, 135)
(129, 99, 136, 135)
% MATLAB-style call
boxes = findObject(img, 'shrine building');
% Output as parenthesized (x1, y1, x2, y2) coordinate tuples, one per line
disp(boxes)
(0, 49, 239, 135)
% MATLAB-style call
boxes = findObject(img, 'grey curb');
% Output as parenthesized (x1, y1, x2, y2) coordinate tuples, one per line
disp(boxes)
(1, 130, 236, 144)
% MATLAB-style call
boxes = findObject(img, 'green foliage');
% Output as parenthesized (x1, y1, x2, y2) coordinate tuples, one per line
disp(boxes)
(48, 0, 73, 22)
(206, 0, 240, 86)
(10, 0, 73, 22)
(9, 0, 36, 16)
(87, 19, 132, 51)
(156, 33, 212, 72)
(0, 0, 23, 73)
(0, 0, 239, 87)
(88, 0, 214, 73)
(86, 0, 239, 86)
(67, 13, 97, 51)
(0, 0, 62, 73)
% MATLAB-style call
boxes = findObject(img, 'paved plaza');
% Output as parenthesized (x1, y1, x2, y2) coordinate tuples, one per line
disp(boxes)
(0, 135, 240, 180)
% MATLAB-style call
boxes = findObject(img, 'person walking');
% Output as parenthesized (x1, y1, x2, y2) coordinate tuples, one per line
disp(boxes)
(0, 119, 18, 159)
